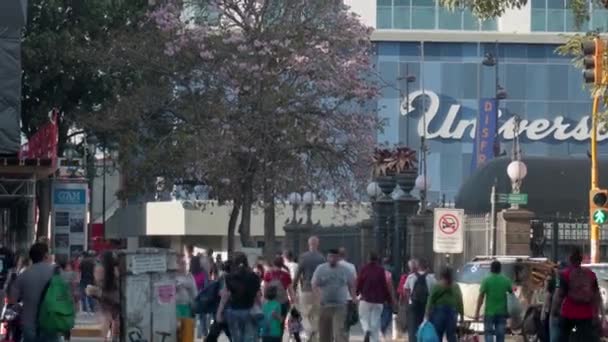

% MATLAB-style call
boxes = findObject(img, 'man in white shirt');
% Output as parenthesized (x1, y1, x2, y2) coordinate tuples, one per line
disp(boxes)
(283, 250, 299, 281)
(404, 259, 436, 342)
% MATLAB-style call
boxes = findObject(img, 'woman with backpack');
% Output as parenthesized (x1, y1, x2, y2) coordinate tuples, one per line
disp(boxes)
(404, 259, 436, 342)
(424, 267, 463, 342)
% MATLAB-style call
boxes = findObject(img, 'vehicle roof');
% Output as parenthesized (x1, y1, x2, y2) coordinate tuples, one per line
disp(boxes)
(470, 255, 547, 262)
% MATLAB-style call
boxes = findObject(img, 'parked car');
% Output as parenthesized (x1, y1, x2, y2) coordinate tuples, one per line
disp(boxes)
(456, 255, 553, 338)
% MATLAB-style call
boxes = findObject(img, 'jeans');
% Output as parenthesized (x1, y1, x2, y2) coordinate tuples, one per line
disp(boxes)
(300, 291, 320, 342)
(558, 317, 598, 342)
(198, 313, 210, 338)
(79, 284, 95, 313)
(22, 328, 59, 342)
(358, 300, 383, 342)
(380, 304, 392, 334)
(225, 308, 259, 342)
(429, 305, 457, 342)
(550, 316, 560, 342)
(407, 303, 425, 342)
(484, 315, 507, 342)
(319, 304, 348, 342)
(205, 320, 231, 342)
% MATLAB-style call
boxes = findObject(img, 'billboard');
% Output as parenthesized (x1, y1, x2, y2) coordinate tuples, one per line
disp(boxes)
(51, 181, 88, 258)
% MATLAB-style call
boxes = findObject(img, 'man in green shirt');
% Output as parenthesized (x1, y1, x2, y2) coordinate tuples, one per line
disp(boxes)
(474, 260, 513, 342)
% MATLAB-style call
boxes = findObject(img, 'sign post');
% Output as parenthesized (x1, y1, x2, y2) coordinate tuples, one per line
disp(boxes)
(433, 208, 465, 254)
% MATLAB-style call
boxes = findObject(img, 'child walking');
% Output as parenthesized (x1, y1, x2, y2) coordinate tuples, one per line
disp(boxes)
(288, 307, 303, 342)
(261, 287, 283, 342)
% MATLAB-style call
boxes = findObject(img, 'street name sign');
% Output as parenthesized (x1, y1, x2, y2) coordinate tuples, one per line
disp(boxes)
(433, 208, 464, 254)
(496, 193, 528, 205)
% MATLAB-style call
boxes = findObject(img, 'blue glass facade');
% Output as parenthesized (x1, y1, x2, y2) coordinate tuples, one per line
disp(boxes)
(377, 0, 497, 30)
(375, 41, 606, 200)
(531, 0, 608, 32)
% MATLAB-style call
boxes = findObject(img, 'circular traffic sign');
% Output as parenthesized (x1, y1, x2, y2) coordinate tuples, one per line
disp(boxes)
(439, 214, 460, 235)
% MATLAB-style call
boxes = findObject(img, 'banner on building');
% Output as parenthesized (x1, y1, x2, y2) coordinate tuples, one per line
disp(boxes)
(52, 181, 88, 259)
(471, 98, 497, 171)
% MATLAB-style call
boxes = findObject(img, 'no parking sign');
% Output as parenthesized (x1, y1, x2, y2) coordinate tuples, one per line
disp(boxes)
(433, 208, 464, 254)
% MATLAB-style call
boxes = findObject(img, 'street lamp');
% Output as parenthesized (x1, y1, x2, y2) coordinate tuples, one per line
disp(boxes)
(302, 192, 315, 225)
(415, 174, 430, 213)
(288, 192, 302, 224)
(482, 44, 507, 157)
(507, 160, 527, 195)
(366, 181, 382, 199)
(398, 64, 417, 146)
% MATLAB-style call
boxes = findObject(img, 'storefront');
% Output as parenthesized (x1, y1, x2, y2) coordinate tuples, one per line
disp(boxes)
(375, 41, 604, 200)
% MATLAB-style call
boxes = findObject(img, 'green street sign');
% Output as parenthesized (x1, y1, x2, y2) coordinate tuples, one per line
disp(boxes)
(508, 193, 528, 205)
(495, 193, 528, 205)
(594, 209, 608, 224)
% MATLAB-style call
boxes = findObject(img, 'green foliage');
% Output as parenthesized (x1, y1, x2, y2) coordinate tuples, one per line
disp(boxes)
(21, 0, 149, 144)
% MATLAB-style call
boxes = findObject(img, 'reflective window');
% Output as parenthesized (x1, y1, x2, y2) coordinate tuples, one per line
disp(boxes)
(376, 0, 497, 31)
(532, 0, 593, 32)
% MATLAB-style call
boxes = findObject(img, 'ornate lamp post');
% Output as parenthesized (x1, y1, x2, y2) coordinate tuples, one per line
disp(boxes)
(288, 192, 302, 224)
(302, 192, 315, 225)
(507, 161, 527, 208)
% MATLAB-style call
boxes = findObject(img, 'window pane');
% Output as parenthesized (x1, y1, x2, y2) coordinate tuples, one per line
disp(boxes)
(547, 0, 564, 9)
(566, 11, 587, 32)
(438, 8, 461, 30)
(412, 6, 435, 29)
(531, 9, 546, 31)
(481, 18, 497, 31)
(546, 9, 565, 31)
(412, 0, 434, 6)
(394, 5, 411, 29)
(463, 10, 479, 30)
(592, 9, 608, 31)
(378, 0, 392, 6)
(531, 0, 546, 8)
(377, 6, 393, 28)
(394, 0, 409, 5)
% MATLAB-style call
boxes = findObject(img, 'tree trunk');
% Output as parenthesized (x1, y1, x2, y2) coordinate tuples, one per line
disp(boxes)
(36, 177, 51, 241)
(238, 174, 255, 247)
(227, 198, 241, 255)
(263, 183, 276, 260)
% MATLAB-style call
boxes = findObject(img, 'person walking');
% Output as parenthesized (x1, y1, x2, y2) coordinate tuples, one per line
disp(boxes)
(404, 259, 435, 342)
(87, 251, 120, 342)
(216, 252, 261, 342)
(11, 243, 58, 342)
(425, 267, 463, 342)
(192, 256, 211, 339)
(294, 236, 325, 342)
(357, 252, 394, 342)
(263, 256, 295, 336)
(311, 249, 356, 342)
(79, 251, 96, 315)
(552, 249, 603, 342)
(397, 258, 418, 335)
(205, 260, 232, 342)
(542, 261, 566, 342)
(261, 287, 283, 342)
(474, 260, 513, 342)
(283, 250, 299, 282)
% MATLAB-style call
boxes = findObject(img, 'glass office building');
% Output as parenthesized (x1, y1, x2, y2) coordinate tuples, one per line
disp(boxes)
(343, 0, 608, 200)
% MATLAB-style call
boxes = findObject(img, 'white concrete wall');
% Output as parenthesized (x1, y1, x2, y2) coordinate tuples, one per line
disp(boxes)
(498, 3, 531, 33)
(145, 201, 371, 237)
(344, 0, 375, 27)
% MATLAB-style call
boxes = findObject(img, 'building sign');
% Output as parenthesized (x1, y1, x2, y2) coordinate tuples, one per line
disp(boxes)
(433, 208, 464, 254)
(51, 181, 88, 258)
(401, 90, 597, 142)
(471, 99, 497, 170)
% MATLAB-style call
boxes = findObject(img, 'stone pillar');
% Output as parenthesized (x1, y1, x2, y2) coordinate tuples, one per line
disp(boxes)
(497, 209, 534, 256)
(408, 214, 433, 263)
(360, 219, 374, 263)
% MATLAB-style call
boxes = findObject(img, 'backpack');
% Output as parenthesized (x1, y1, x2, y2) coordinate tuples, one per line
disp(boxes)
(265, 273, 288, 304)
(195, 280, 221, 314)
(411, 273, 429, 307)
(38, 270, 75, 333)
(567, 267, 594, 304)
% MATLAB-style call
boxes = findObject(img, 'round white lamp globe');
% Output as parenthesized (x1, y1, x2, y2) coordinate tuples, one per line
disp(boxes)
(288, 192, 302, 205)
(415, 174, 430, 191)
(507, 160, 528, 182)
(366, 182, 382, 198)
(302, 192, 315, 205)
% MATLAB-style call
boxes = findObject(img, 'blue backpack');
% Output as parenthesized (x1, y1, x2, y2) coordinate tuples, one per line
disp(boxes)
(195, 280, 221, 314)
(417, 321, 439, 342)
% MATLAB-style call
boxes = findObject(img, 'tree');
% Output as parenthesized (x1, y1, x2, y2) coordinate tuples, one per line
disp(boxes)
(22, 0, 150, 237)
(95, 0, 380, 256)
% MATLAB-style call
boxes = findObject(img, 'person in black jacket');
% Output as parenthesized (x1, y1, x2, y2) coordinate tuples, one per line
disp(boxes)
(79, 251, 96, 314)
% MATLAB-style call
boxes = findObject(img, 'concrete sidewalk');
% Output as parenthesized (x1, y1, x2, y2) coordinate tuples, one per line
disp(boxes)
(71, 312, 103, 339)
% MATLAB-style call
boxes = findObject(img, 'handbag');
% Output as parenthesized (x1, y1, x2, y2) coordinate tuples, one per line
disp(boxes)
(346, 301, 359, 327)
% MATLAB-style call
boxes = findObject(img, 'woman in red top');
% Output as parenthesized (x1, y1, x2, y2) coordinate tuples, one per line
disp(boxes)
(264, 257, 296, 335)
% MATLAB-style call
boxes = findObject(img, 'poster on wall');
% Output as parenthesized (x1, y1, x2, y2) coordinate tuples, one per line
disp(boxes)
(51, 181, 88, 259)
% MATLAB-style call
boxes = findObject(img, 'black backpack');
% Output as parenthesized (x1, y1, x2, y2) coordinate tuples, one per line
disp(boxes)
(195, 280, 221, 314)
(410, 273, 429, 307)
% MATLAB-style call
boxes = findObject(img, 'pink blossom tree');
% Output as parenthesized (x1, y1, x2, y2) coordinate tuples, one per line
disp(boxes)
(102, 0, 380, 255)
